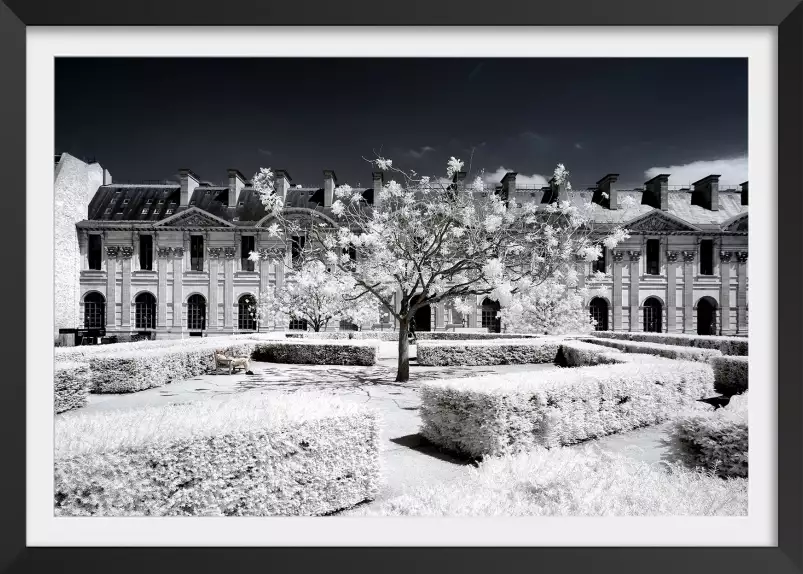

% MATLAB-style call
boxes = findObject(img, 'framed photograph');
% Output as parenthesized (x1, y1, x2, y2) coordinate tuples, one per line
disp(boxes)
(1, 1, 801, 572)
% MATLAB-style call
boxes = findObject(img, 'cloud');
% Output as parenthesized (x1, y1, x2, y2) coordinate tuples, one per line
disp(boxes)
(644, 155, 747, 187)
(407, 146, 436, 159)
(482, 166, 548, 187)
(258, 148, 272, 156)
(574, 143, 583, 150)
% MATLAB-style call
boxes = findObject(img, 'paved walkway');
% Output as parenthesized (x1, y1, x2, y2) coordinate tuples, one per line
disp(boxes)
(71, 341, 681, 510)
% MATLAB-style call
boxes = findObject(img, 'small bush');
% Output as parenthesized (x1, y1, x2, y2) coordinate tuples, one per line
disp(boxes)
(350, 445, 747, 516)
(416, 339, 560, 366)
(592, 331, 747, 356)
(54, 394, 382, 516)
(583, 337, 722, 363)
(672, 393, 748, 478)
(556, 341, 628, 367)
(711, 356, 749, 396)
(252, 340, 379, 366)
(420, 360, 714, 457)
(54, 361, 90, 414)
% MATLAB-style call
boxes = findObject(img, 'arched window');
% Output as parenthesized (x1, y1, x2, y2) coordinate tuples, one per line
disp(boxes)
(643, 297, 663, 333)
(289, 317, 308, 331)
(481, 297, 501, 333)
(84, 292, 105, 329)
(238, 294, 257, 331)
(589, 297, 609, 331)
(135, 292, 156, 329)
(697, 297, 718, 336)
(187, 294, 206, 331)
(339, 319, 358, 331)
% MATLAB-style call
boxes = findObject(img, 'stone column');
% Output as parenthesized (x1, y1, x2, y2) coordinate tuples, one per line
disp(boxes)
(120, 246, 133, 328)
(208, 248, 222, 329)
(436, 301, 445, 330)
(172, 247, 184, 329)
(183, 231, 191, 270)
(736, 251, 748, 334)
(666, 251, 678, 333)
(105, 246, 119, 329)
(78, 230, 88, 271)
(628, 251, 641, 331)
(682, 250, 695, 332)
(156, 247, 171, 327)
(575, 255, 586, 290)
(612, 251, 623, 331)
(224, 247, 236, 328)
(719, 250, 733, 335)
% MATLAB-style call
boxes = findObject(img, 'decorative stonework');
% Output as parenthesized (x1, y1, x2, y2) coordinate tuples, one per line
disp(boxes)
(208, 247, 224, 259)
(156, 247, 173, 258)
(719, 250, 733, 263)
(626, 211, 700, 233)
(627, 251, 642, 262)
(723, 214, 748, 232)
(105, 246, 120, 258)
(259, 247, 286, 260)
(736, 251, 748, 263)
(224, 247, 237, 259)
(612, 251, 624, 263)
(173, 247, 185, 258)
(682, 251, 695, 263)
(119, 246, 134, 259)
(666, 251, 679, 263)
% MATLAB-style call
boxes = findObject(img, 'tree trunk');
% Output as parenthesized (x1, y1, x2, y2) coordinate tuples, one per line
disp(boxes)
(396, 318, 410, 382)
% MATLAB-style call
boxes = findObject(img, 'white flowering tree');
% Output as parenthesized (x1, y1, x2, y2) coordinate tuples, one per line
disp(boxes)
(250, 159, 628, 381)
(262, 259, 379, 332)
(501, 279, 596, 335)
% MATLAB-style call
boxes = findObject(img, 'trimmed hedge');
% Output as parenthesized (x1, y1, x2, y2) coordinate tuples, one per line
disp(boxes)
(415, 332, 540, 341)
(420, 360, 714, 458)
(416, 339, 560, 366)
(711, 356, 749, 396)
(54, 361, 90, 414)
(592, 331, 747, 356)
(672, 393, 748, 478)
(252, 340, 379, 366)
(54, 395, 382, 516)
(582, 337, 722, 363)
(90, 341, 258, 394)
(555, 341, 627, 367)
(291, 332, 352, 340)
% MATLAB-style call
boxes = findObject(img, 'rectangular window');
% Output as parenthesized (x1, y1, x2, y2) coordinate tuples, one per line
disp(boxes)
(139, 235, 153, 271)
(646, 239, 660, 275)
(190, 235, 204, 271)
(88, 235, 102, 270)
(291, 235, 305, 266)
(700, 239, 714, 275)
(592, 247, 606, 274)
(241, 235, 255, 271)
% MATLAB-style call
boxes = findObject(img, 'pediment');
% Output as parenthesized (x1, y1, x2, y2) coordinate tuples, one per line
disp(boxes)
(624, 210, 700, 233)
(722, 213, 748, 232)
(154, 207, 234, 228)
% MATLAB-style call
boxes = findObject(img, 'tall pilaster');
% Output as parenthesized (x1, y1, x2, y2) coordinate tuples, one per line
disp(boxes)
(105, 246, 119, 329)
(436, 301, 445, 330)
(208, 248, 222, 329)
(682, 250, 695, 332)
(736, 251, 748, 334)
(224, 247, 235, 328)
(156, 247, 171, 327)
(666, 251, 678, 333)
(719, 250, 733, 335)
(172, 247, 184, 329)
(78, 230, 88, 271)
(628, 251, 641, 331)
(612, 251, 623, 331)
(120, 246, 133, 328)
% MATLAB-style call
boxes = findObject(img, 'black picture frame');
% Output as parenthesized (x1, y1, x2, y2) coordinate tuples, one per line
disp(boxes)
(1, 1, 800, 572)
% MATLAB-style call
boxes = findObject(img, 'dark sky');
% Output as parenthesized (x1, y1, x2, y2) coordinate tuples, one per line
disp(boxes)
(55, 58, 747, 188)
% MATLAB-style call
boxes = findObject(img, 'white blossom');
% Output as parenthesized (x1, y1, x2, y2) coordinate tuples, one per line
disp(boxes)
(375, 158, 393, 171)
(446, 157, 464, 179)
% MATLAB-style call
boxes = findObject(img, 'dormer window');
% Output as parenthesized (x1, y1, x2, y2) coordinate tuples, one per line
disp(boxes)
(122, 199, 129, 205)
(158, 199, 164, 204)
(146, 198, 153, 204)
(141, 208, 149, 215)
(165, 208, 174, 215)
(104, 208, 112, 214)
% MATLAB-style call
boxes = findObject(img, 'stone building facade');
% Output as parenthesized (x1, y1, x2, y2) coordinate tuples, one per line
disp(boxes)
(72, 166, 748, 339)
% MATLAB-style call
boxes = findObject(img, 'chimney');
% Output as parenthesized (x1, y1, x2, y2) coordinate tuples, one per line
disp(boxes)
(740, 181, 748, 206)
(644, 174, 670, 210)
(103, 169, 113, 186)
(548, 175, 570, 204)
(227, 169, 247, 207)
(372, 171, 384, 208)
(691, 174, 720, 211)
(178, 169, 200, 207)
(595, 174, 620, 210)
(323, 170, 337, 208)
(500, 172, 517, 204)
(274, 169, 292, 202)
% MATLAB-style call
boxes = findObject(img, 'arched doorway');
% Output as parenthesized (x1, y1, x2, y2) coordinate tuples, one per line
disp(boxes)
(238, 294, 257, 331)
(589, 297, 609, 331)
(134, 292, 156, 329)
(697, 296, 718, 336)
(481, 297, 502, 333)
(643, 297, 663, 333)
(83, 292, 105, 329)
(187, 294, 206, 331)
(411, 301, 432, 332)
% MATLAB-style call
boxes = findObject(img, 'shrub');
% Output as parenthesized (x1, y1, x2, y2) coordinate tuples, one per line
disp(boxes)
(292, 332, 352, 340)
(583, 337, 722, 363)
(54, 361, 90, 414)
(416, 339, 560, 366)
(711, 356, 749, 396)
(252, 340, 379, 366)
(54, 394, 381, 516)
(419, 360, 714, 458)
(415, 332, 540, 341)
(592, 331, 747, 356)
(671, 393, 748, 478)
(350, 445, 747, 516)
(555, 341, 628, 367)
